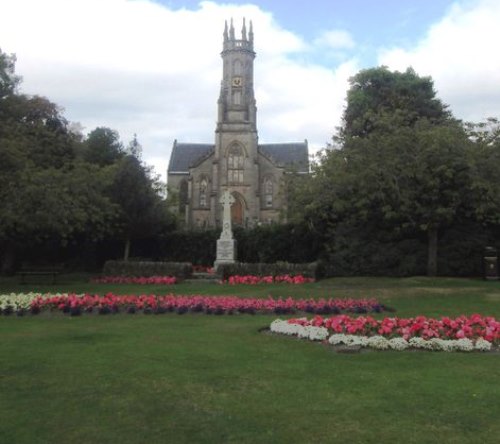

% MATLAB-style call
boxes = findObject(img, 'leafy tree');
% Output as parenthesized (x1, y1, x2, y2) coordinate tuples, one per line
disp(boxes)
(465, 117, 500, 146)
(0, 50, 117, 272)
(1, 94, 75, 169)
(126, 133, 143, 159)
(109, 153, 170, 260)
(343, 121, 471, 276)
(305, 66, 475, 276)
(1, 163, 116, 241)
(0, 49, 21, 98)
(465, 118, 500, 226)
(83, 127, 124, 166)
(340, 66, 452, 140)
(0, 49, 176, 272)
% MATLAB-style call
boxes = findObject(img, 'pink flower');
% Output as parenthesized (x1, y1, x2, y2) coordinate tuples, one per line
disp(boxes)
(91, 276, 177, 285)
(282, 314, 500, 345)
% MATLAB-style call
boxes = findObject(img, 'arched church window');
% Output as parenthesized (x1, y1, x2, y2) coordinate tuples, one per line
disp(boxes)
(264, 176, 273, 207)
(199, 177, 208, 207)
(227, 145, 244, 184)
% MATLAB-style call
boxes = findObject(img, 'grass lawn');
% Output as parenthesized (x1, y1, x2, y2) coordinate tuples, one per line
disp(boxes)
(1, 276, 500, 443)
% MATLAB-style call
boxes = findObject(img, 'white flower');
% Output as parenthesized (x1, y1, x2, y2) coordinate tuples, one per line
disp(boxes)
(435, 339, 455, 352)
(429, 338, 447, 351)
(270, 319, 300, 335)
(328, 334, 366, 346)
(408, 337, 476, 352)
(328, 334, 347, 345)
(455, 338, 474, 352)
(0, 292, 41, 312)
(270, 319, 328, 341)
(307, 326, 329, 341)
(475, 338, 492, 351)
(409, 337, 428, 349)
(367, 335, 390, 350)
(297, 326, 310, 339)
(270, 319, 285, 332)
(388, 337, 409, 350)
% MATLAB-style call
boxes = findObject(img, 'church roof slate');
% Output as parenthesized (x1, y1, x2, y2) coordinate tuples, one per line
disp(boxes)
(258, 142, 309, 173)
(168, 142, 215, 173)
(168, 141, 309, 174)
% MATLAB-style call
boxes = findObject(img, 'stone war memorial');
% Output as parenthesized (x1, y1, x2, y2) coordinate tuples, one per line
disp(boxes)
(167, 18, 309, 229)
(214, 189, 237, 270)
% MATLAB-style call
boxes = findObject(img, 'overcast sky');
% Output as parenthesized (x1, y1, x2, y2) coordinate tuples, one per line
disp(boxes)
(2, 0, 500, 181)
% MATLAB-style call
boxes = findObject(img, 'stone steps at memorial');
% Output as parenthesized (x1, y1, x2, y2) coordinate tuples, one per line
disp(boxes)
(183, 272, 220, 284)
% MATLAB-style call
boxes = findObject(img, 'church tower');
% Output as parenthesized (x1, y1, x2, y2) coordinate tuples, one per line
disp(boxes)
(217, 18, 257, 130)
(167, 20, 309, 229)
(211, 18, 260, 227)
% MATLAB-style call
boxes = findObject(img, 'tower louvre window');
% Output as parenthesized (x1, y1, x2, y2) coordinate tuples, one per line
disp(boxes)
(233, 90, 242, 105)
(233, 59, 242, 75)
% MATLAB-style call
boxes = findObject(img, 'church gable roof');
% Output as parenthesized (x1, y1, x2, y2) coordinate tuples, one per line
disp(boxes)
(258, 142, 309, 173)
(168, 142, 215, 173)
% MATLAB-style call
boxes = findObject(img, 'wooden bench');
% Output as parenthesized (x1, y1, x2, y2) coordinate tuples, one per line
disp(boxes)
(17, 265, 64, 285)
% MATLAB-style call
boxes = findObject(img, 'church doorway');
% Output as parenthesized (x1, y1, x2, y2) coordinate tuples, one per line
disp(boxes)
(231, 195, 244, 226)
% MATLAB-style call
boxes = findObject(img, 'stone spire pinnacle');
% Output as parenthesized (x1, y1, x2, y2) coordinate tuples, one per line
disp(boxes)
(223, 20, 228, 41)
(249, 20, 254, 44)
(229, 18, 235, 40)
(242, 18, 247, 40)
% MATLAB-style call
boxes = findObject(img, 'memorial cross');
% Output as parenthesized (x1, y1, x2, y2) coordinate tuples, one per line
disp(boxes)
(219, 190, 235, 240)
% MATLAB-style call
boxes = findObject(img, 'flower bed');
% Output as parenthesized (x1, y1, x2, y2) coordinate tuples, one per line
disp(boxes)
(91, 276, 177, 285)
(0, 293, 41, 314)
(0, 293, 387, 316)
(223, 274, 314, 284)
(269, 315, 500, 352)
(90, 274, 312, 285)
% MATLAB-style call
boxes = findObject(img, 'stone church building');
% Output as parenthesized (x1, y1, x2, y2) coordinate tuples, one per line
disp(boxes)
(167, 19, 309, 229)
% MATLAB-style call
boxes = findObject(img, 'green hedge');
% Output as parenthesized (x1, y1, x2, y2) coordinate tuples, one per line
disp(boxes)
(233, 224, 321, 263)
(155, 224, 322, 266)
(9, 216, 498, 277)
(159, 230, 219, 265)
(102, 260, 192, 279)
(216, 261, 320, 280)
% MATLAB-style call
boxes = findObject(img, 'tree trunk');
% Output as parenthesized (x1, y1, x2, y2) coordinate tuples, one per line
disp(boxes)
(427, 225, 438, 277)
(123, 237, 131, 262)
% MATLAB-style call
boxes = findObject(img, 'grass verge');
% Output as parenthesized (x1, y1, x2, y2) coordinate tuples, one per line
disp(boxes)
(1, 276, 500, 443)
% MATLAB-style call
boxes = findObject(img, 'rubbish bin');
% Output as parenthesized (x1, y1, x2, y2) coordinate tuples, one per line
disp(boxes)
(484, 246, 498, 280)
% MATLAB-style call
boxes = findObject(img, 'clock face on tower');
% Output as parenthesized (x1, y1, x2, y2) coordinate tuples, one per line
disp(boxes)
(232, 76, 242, 87)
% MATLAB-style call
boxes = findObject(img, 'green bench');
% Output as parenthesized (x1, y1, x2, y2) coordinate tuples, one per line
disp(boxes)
(17, 265, 64, 285)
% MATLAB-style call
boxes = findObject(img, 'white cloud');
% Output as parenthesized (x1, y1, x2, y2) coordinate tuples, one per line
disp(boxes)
(378, 0, 500, 122)
(3, 0, 500, 185)
(314, 30, 355, 50)
(1, 0, 355, 181)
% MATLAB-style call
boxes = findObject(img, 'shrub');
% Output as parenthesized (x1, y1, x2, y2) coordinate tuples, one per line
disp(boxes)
(102, 260, 192, 279)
